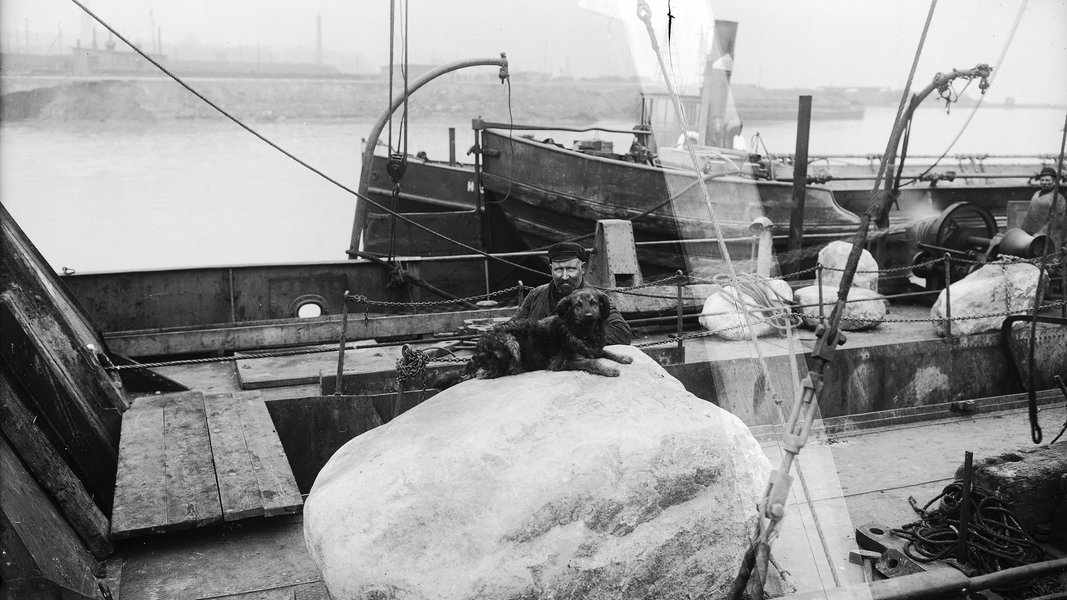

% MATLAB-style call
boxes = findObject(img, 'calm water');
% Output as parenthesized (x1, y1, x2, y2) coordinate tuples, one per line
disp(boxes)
(2, 105, 1062, 272)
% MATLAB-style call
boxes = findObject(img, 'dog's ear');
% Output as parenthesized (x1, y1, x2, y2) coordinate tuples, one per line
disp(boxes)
(556, 294, 573, 319)
(597, 292, 611, 321)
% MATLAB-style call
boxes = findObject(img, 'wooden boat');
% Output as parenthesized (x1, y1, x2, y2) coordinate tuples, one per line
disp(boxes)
(475, 124, 862, 276)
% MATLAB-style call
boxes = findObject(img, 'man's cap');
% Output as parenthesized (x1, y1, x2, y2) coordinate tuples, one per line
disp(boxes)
(1039, 166, 1058, 179)
(547, 242, 587, 263)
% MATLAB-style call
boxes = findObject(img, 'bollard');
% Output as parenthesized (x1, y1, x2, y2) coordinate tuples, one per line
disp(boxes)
(335, 291, 351, 395)
(517, 280, 525, 305)
(944, 254, 952, 337)
(676, 270, 684, 351)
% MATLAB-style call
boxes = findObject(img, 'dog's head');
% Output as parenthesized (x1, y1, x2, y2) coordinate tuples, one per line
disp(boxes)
(465, 333, 516, 379)
(557, 288, 610, 326)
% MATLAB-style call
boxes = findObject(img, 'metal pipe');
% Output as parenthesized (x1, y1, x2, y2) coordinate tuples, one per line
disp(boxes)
(787, 96, 812, 255)
(350, 54, 509, 254)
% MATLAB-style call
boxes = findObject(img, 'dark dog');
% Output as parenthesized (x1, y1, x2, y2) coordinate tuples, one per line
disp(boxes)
(465, 288, 632, 380)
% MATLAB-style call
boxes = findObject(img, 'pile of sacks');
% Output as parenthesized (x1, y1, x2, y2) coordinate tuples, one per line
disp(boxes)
(698, 241, 887, 338)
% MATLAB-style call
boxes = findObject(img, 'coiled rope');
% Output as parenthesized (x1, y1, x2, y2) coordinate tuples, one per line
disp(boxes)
(893, 481, 1063, 599)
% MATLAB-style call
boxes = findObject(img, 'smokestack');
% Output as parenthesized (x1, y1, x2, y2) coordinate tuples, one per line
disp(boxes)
(316, 15, 323, 65)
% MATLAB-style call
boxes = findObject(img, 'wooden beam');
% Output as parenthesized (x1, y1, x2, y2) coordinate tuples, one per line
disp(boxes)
(0, 367, 112, 559)
(0, 435, 101, 599)
(0, 297, 119, 512)
(162, 392, 223, 529)
(238, 394, 302, 517)
(204, 393, 265, 521)
(110, 396, 167, 540)
(104, 307, 516, 357)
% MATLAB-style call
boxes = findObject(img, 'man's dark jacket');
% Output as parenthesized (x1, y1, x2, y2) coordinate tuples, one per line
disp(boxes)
(512, 282, 633, 345)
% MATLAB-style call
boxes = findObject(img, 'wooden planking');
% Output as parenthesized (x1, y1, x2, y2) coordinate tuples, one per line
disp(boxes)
(0, 435, 101, 599)
(0, 296, 119, 511)
(111, 396, 168, 539)
(0, 367, 113, 559)
(162, 392, 223, 530)
(204, 393, 265, 521)
(239, 394, 302, 517)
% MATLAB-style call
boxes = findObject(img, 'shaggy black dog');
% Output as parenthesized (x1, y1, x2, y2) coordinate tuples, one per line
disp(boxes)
(465, 288, 632, 380)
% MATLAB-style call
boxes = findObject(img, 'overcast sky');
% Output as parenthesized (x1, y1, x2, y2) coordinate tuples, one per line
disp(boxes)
(2, 0, 1064, 104)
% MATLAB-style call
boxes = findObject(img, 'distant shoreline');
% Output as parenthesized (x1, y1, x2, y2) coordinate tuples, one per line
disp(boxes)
(1, 74, 1061, 125)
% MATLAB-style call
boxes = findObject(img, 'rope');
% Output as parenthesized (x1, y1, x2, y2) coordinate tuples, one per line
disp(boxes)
(892, 481, 1062, 600)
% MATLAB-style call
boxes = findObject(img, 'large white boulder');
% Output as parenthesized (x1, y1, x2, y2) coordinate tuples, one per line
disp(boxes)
(304, 347, 771, 600)
(794, 285, 886, 331)
(699, 278, 794, 340)
(931, 262, 1041, 336)
(817, 241, 879, 292)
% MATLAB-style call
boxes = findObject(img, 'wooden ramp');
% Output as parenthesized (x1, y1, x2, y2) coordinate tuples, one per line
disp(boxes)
(111, 391, 302, 540)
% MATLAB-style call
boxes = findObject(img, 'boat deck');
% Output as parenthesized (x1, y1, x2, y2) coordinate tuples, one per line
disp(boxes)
(95, 303, 1067, 598)
(102, 404, 1064, 599)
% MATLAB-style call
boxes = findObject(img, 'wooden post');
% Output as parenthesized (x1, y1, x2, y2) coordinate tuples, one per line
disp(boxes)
(787, 95, 813, 257)
(817, 265, 825, 327)
(335, 291, 350, 396)
(944, 254, 952, 337)
(958, 451, 974, 563)
(449, 127, 456, 165)
(675, 270, 684, 351)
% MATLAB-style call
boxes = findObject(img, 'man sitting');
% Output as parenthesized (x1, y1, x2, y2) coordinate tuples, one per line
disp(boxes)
(512, 242, 633, 345)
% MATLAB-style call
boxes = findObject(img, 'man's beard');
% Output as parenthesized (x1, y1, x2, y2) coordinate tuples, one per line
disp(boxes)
(555, 280, 575, 295)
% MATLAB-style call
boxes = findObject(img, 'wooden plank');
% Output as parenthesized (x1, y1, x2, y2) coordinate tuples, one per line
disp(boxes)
(104, 306, 516, 357)
(204, 393, 264, 521)
(110, 396, 167, 540)
(0, 435, 100, 599)
(234, 340, 376, 390)
(163, 392, 223, 530)
(0, 367, 113, 559)
(240, 394, 302, 517)
(0, 296, 119, 511)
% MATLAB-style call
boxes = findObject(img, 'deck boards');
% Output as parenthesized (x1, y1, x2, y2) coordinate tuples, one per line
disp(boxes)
(111, 396, 169, 539)
(112, 391, 302, 540)
(205, 393, 264, 521)
(214, 392, 303, 518)
(163, 392, 223, 530)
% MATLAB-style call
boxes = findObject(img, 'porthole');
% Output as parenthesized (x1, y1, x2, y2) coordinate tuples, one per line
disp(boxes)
(289, 294, 329, 318)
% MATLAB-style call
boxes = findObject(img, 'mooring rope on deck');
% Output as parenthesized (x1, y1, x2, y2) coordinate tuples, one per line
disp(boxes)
(893, 480, 1064, 600)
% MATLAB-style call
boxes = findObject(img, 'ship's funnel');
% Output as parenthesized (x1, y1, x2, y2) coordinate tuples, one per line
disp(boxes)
(698, 20, 738, 147)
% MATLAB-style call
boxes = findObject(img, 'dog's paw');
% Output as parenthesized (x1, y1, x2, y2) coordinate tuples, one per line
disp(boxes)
(601, 367, 620, 377)
(617, 355, 634, 364)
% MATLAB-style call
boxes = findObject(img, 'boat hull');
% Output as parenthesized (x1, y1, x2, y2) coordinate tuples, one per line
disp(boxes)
(479, 129, 862, 276)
